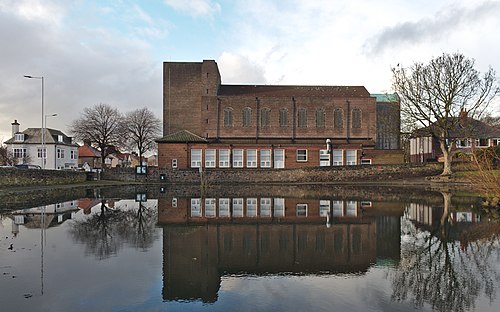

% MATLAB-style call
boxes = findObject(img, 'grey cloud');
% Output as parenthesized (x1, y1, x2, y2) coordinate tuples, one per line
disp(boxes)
(364, 0, 500, 55)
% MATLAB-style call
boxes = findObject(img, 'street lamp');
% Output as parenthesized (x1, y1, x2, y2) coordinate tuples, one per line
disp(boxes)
(326, 138, 332, 166)
(24, 75, 44, 168)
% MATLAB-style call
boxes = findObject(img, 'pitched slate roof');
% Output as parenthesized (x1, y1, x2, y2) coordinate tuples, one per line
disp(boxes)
(218, 85, 370, 97)
(412, 117, 500, 138)
(156, 130, 207, 143)
(4, 128, 77, 146)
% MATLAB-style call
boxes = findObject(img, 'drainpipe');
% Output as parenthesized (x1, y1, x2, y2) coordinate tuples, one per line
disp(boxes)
(216, 98, 221, 141)
(256, 97, 260, 143)
(292, 96, 296, 142)
(346, 99, 351, 144)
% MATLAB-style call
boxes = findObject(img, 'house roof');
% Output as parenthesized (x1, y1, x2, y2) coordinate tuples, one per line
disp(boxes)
(218, 85, 371, 98)
(4, 128, 77, 146)
(412, 117, 500, 138)
(78, 144, 101, 157)
(156, 130, 208, 143)
(371, 93, 400, 103)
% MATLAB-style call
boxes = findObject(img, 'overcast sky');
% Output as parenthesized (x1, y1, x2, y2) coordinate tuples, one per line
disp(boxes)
(1, 0, 500, 141)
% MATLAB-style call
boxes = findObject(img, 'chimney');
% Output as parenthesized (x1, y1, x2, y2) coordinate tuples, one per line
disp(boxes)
(459, 109, 468, 126)
(11, 120, 20, 137)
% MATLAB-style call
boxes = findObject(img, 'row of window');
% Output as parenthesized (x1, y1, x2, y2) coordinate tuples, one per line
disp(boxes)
(223, 107, 362, 129)
(189, 148, 366, 169)
(13, 148, 78, 159)
(188, 198, 369, 218)
(455, 138, 500, 148)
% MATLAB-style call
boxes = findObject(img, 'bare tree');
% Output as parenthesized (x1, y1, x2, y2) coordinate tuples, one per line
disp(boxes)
(392, 53, 499, 175)
(0, 143, 17, 166)
(70, 103, 124, 168)
(123, 107, 161, 166)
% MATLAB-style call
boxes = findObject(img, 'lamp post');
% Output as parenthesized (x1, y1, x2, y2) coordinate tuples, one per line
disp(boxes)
(45, 114, 57, 169)
(326, 138, 332, 166)
(24, 75, 45, 168)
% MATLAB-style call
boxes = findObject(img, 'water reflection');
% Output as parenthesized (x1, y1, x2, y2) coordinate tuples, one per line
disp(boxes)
(69, 198, 158, 259)
(158, 195, 403, 303)
(393, 192, 500, 312)
(1, 185, 499, 311)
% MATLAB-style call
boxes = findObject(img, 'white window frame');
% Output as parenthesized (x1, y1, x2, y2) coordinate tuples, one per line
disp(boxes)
(360, 159, 372, 165)
(246, 198, 257, 217)
(205, 149, 216, 168)
(171, 159, 178, 168)
(296, 149, 308, 162)
(14, 133, 25, 142)
(37, 148, 47, 159)
(274, 198, 285, 217)
(319, 200, 330, 217)
(172, 198, 177, 208)
(346, 200, 357, 216)
(273, 149, 285, 169)
(205, 198, 216, 217)
(232, 149, 244, 168)
(219, 198, 230, 217)
(57, 148, 65, 159)
(246, 149, 257, 168)
(493, 138, 500, 146)
(332, 150, 343, 166)
(13, 148, 27, 159)
(332, 200, 344, 216)
(260, 198, 271, 217)
(260, 149, 271, 168)
(191, 198, 201, 217)
(296, 204, 308, 217)
(346, 150, 357, 165)
(219, 149, 230, 168)
(191, 149, 202, 168)
(319, 149, 330, 166)
(232, 198, 244, 217)
(456, 138, 471, 148)
(475, 138, 489, 148)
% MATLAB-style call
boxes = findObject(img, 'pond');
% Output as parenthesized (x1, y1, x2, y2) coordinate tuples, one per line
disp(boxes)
(0, 184, 499, 312)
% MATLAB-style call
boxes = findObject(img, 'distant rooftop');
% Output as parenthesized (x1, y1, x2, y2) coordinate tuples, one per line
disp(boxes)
(218, 85, 371, 97)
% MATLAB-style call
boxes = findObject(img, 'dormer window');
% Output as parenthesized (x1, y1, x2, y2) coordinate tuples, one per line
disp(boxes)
(14, 133, 25, 142)
(58, 135, 63, 142)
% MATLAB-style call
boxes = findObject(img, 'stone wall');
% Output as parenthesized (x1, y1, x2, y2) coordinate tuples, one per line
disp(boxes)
(102, 163, 442, 184)
(0, 168, 87, 187)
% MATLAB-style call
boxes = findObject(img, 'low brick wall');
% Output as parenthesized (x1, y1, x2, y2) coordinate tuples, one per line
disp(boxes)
(102, 164, 443, 184)
(0, 168, 87, 187)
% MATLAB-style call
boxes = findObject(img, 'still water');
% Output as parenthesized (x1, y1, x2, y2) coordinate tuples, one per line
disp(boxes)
(0, 185, 499, 312)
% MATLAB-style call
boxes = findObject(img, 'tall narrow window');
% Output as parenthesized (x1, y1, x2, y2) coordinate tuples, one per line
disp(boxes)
(332, 150, 343, 166)
(334, 108, 343, 129)
(242, 107, 252, 127)
(316, 108, 325, 128)
(219, 149, 230, 168)
(191, 149, 202, 168)
(246, 149, 257, 168)
(232, 149, 243, 168)
(298, 108, 307, 128)
(260, 149, 271, 168)
(224, 108, 233, 128)
(279, 108, 288, 127)
(205, 149, 216, 168)
(352, 108, 361, 129)
(346, 150, 357, 165)
(260, 108, 271, 128)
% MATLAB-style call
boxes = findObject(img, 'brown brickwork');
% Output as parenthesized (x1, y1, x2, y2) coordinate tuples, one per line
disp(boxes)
(159, 60, 402, 169)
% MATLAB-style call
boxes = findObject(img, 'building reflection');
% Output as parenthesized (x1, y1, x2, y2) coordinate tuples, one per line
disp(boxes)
(159, 196, 403, 303)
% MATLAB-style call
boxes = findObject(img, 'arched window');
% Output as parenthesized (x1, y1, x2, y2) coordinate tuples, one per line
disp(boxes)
(223, 107, 233, 128)
(279, 108, 288, 127)
(298, 108, 307, 128)
(334, 108, 343, 129)
(316, 108, 325, 129)
(242, 107, 252, 127)
(352, 108, 362, 128)
(260, 108, 271, 128)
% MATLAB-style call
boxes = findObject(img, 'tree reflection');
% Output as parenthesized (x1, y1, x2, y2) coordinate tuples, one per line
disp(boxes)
(391, 191, 500, 312)
(69, 199, 158, 259)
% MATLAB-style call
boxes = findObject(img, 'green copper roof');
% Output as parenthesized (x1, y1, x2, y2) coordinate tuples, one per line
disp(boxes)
(156, 130, 207, 143)
(371, 93, 399, 103)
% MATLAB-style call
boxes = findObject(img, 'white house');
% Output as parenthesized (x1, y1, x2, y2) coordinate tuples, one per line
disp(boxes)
(5, 120, 79, 170)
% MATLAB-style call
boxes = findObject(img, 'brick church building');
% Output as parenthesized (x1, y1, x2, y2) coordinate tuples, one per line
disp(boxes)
(157, 60, 402, 170)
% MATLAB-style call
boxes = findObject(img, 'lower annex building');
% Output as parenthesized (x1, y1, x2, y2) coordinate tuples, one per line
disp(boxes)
(157, 60, 402, 170)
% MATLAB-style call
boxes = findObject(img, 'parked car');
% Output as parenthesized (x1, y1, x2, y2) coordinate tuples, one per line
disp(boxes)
(15, 164, 41, 169)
